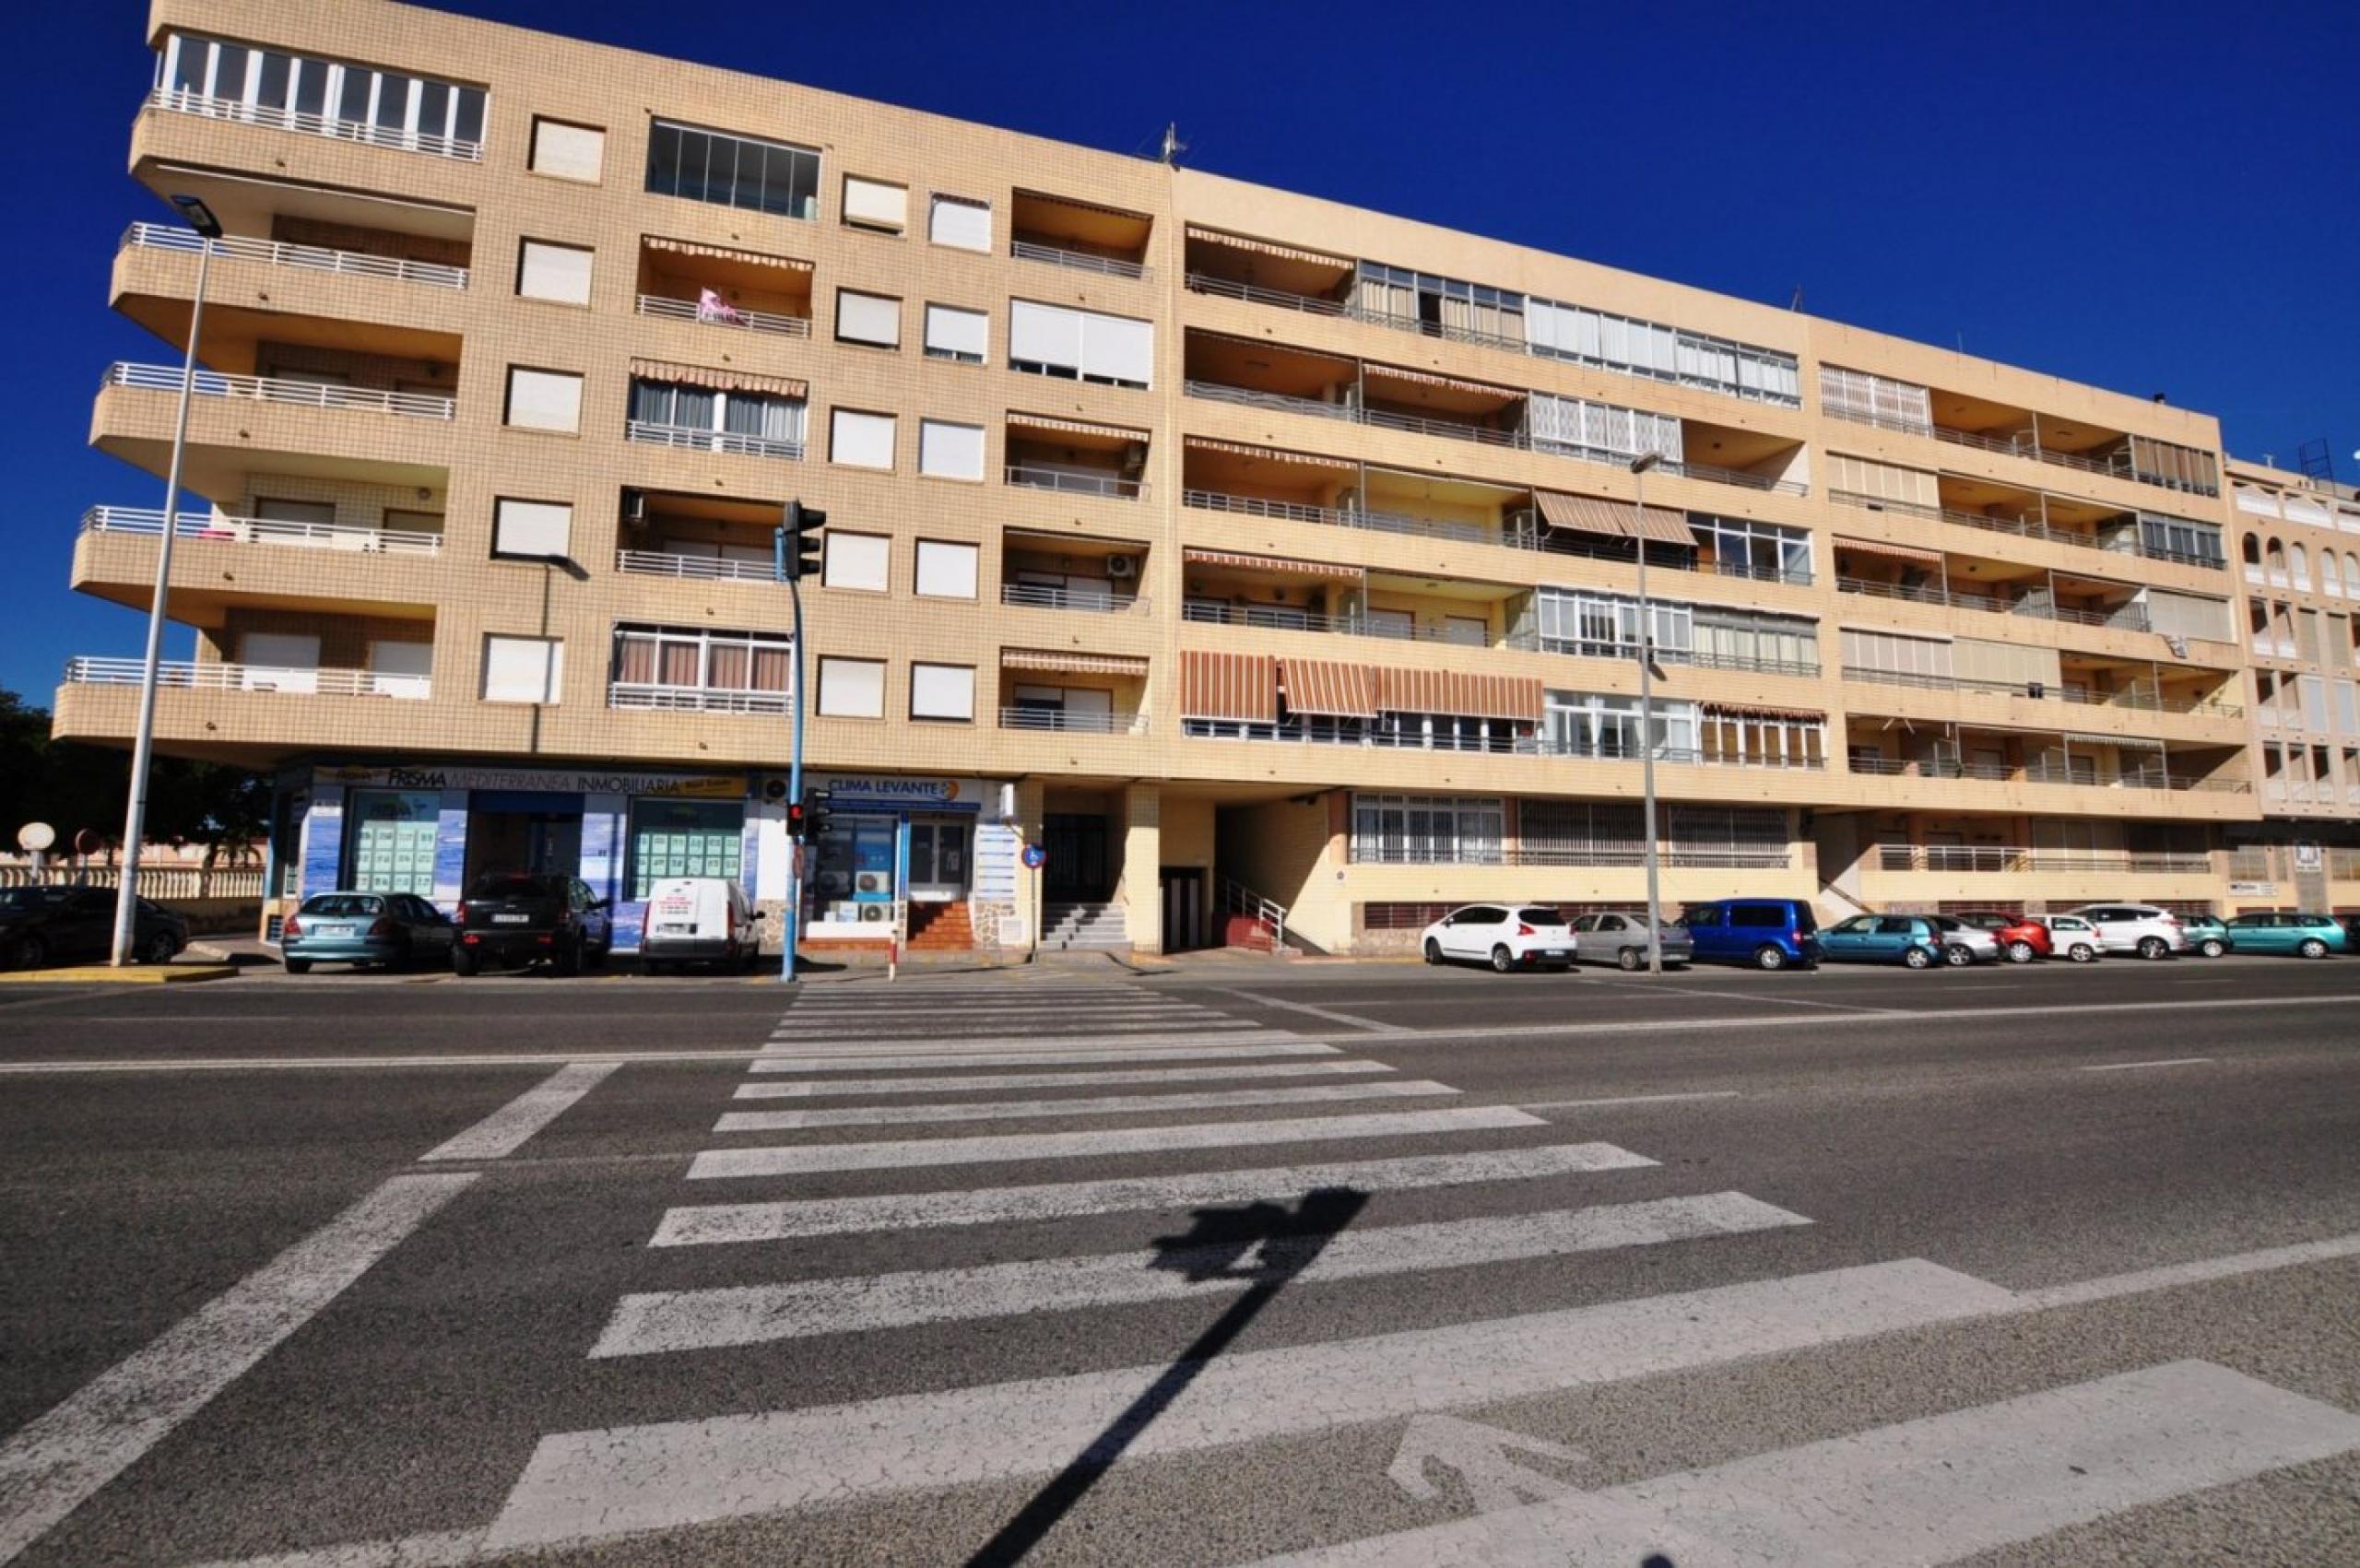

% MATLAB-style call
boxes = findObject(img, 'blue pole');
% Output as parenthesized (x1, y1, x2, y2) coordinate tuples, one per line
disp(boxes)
(776, 524, 806, 983)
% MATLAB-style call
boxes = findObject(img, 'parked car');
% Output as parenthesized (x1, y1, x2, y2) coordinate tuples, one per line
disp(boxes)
(1820, 914, 1950, 969)
(1948, 910, 2051, 964)
(281, 891, 454, 973)
(1924, 914, 2000, 966)
(2222, 912, 2351, 960)
(2040, 914, 2104, 963)
(453, 872, 612, 976)
(1420, 904, 1577, 973)
(1680, 899, 1821, 971)
(0, 885, 185, 968)
(2179, 913, 2233, 959)
(1567, 911, 1693, 971)
(2062, 904, 2189, 961)
(639, 877, 762, 973)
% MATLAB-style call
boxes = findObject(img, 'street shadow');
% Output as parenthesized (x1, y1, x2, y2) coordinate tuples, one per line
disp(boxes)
(964, 1185, 1370, 1567)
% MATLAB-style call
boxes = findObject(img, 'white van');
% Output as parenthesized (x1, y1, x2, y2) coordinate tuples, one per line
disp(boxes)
(640, 878, 761, 972)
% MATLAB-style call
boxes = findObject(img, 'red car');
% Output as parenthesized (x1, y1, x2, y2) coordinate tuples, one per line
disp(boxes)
(1948, 910, 2050, 963)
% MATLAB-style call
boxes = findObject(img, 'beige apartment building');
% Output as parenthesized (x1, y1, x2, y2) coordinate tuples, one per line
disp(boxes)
(53, 0, 2360, 955)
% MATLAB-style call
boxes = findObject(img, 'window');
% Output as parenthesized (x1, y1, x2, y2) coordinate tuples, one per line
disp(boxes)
(1008, 301, 1153, 388)
(482, 635, 562, 703)
(918, 419, 985, 480)
(628, 379, 805, 456)
(515, 240, 593, 304)
(1535, 588, 1693, 661)
(1841, 627, 1954, 681)
(610, 625, 792, 712)
(491, 499, 572, 560)
(1543, 691, 1700, 759)
(929, 195, 992, 252)
(240, 633, 320, 693)
(817, 656, 885, 717)
(2140, 513, 2225, 568)
(529, 118, 604, 181)
(367, 641, 431, 700)
(1517, 800, 1644, 866)
(1818, 366, 1933, 432)
(1827, 453, 1939, 510)
(924, 303, 989, 364)
(835, 289, 902, 348)
(830, 409, 896, 470)
(914, 539, 978, 599)
(821, 531, 890, 592)
(1692, 514, 1813, 583)
(1693, 607, 1821, 674)
(1347, 794, 1505, 866)
(628, 799, 743, 899)
(910, 662, 975, 722)
(156, 34, 486, 159)
(2337, 681, 2359, 736)
(644, 119, 819, 219)
(1526, 394, 1682, 465)
(504, 367, 582, 433)
(842, 175, 908, 234)
(1522, 294, 1800, 407)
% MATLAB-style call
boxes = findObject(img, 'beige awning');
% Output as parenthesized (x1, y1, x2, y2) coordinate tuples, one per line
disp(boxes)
(1834, 535, 1943, 566)
(1184, 225, 1352, 270)
(1535, 489, 1694, 548)
(1363, 362, 1516, 400)
(1001, 649, 1149, 678)
(1184, 548, 1363, 582)
(1705, 702, 1825, 723)
(1006, 410, 1148, 443)
(629, 358, 807, 399)
(642, 235, 813, 273)
(2065, 731, 2165, 750)
(1016, 188, 1150, 224)
(1183, 436, 1358, 477)
(1374, 666, 1543, 723)
(1180, 651, 1278, 723)
(1280, 657, 1380, 719)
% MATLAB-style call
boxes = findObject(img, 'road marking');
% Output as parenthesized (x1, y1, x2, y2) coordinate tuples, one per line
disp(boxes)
(416, 1063, 620, 1161)
(748, 1042, 1336, 1071)
(1520, 1091, 1743, 1112)
(713, 1079, 1461, 1132)
(733, 1061, 1394, 1098)
(652, 1142, 1658, 1245)
(1387, 1415, 1584, 1512)
(594, 1193, 1805, 1354)
(1215, 988, 1408, 1033)
(1251, 1361, 2360, 1566)
(775, 1002, 1213, 1022)
(2079, 1056, 2215, 1073)
(0, 1173, 475, 1565)
(2013, 1232, 2360, 1310)
(762, 1022, 1279, 1049)
(1567, 978, 1906, 1015)
(688, 1105, 1547, 1179)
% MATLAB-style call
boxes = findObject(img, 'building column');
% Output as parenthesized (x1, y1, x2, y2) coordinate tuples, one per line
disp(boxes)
(297, 785, 345, 902)
(431, 788, 468, 910)
(1120, 782, 1162, 955)
(1014, 778, 1047, 957)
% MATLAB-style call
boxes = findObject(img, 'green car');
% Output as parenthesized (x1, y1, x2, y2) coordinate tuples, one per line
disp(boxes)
(2180, 914, 2233, 959)
(2221, 912, 2350, 960)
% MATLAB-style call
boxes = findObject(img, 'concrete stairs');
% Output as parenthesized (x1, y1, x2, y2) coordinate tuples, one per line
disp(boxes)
(1041, 900, 1130, 950)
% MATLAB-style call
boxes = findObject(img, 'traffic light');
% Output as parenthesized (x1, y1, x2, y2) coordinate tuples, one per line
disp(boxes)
(779, 500, 828, 582)
(785, 796, 807, 837)
(803, 787, 833, 841)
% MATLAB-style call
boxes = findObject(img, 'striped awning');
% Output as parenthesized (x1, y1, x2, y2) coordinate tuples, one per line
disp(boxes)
(1006, 410, 1147, 444)
(1280, 657, 1379, 718)
(1184, 548, 1363, 581)
(1180, 651, 1278, 723)
(1535, 489, 1694, 548)
(1834, 535, 1943, 566)
(642, 235, 813, 273)
(1363, 362, 1516, 400)
(1705, 702, 1825, 723)
(630, 358, 806, 399)
(2064, 731, 2165, 750)
(1184, 226, 1352, 270)
(1183, 435, 1358, 477)
(1375, 666, 1543, 723)
(1001, 649, 1149, 678)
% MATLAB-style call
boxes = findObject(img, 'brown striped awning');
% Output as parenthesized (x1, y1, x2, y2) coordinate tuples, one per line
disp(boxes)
(1374, 666, 1543, 723)
(1183, 436, 1358, 477)
(1000, 649, 1149, 677)
(1005, 410, 1148, 445)
(1834, 535, 1943, 566)
(1363, 363, 1517, 400)
(1704, 702, 1825, 723)
(1184, 226, 1353, 270)
(1280, 658, 1380, 718)
(1180, 651, 1278, 723)
(1184, 548, 1363, 581)
(629, 358, 807, 399)
(642, 235, 813, 272)
(1534, 489, 1694, 548)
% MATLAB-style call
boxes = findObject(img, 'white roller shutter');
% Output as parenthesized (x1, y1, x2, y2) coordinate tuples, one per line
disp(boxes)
(369, 640, 432, 700)
(910, 663, 975, 721)
(842, 176, 908, 232)
(928, 196, 991, 252)
(517, 242, 594, 304)
(817, 657, 884, 718)
(505, 368, 582, 432)
(830, 408, 896, 470)
(241, 633, 320, 696)
(836, 289, 901, 348)
(914, 540, 978, 599)
(1080, 312, 1154, 387)
(481, 636, 562, 704)
(492, 499, 572, 559)
(530, 120, 605, 182)
(1009, 301, 1083, 371)
(924, 303, 989, 362)
(822, 531, 890, 591)
(918, 419, 985, 480)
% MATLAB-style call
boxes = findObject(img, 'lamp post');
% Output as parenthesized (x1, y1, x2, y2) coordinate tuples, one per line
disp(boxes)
(112, 195, 221, 966)
(1629, 450, 1664, 975)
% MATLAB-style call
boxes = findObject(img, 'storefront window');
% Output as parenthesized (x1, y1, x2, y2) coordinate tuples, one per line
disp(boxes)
(347, 790, 441, 896)
(628, 799, 744, 898)
(809, 813, 898, 925)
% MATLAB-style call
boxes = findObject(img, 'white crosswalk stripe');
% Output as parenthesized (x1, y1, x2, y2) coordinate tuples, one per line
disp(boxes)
(744, 1040, 1333, 1070)
(712, 1079, 1462, 1132)
(732, 1060, 1394, 1098)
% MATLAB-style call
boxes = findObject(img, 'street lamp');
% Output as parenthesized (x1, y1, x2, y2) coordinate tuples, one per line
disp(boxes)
(1629, 450, 1664, 975)
(112, 194, 221, 966)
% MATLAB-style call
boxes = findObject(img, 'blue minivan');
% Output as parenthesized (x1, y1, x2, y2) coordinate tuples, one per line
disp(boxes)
(1680, 898, 1822, 971)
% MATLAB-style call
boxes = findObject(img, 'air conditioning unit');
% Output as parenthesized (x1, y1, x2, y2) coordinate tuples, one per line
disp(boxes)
(1104, 555, 1139, 579)
(858, 903, 889, 923)
(621, 489, 648, 527)
(760, 776, 792, 803)
(855, 871, 891, 895)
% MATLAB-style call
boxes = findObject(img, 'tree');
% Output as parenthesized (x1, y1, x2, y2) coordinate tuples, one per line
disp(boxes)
(0, 687, 269, 865)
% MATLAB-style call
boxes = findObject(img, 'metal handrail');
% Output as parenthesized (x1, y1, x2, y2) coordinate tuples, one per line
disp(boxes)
(1185, 380, 1355, 421)
(64, 655, 428, 698)
(635, 292, 810, 338)
(1362, 405, 1522, 449)
(1840, 664, 2242, 716)
(609, 682, 789, 715)
(1185, 272, 1349, 317)
(999, 583, 1147, 614)
(103, 362, 454, 419)
(1709, 558, 1816, 586)
(145, 88, 484, 161)
(1010, 239, 1149, 281)
(1834, 573, 2152, 631)
(1217, 874, 1290, 950)
(121, 222, 468, 289)
(83, 504, 443, 555)
(1823, 406, 2221, 499)
(1005, 465, 1143, 500)
(1184, 600, 1485, 645)
(625, 420, 804, 461)
(998, 706, 1147, 735)
(1874, 845, 2213, 874)
(615, 548, 776, 584)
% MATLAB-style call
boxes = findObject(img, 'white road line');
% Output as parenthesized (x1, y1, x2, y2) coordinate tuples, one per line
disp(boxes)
(1520, 1091, 1743, 1112)
(687, 1105, 1547, 1179)
(713, 1079, 1461, 1132)
(2079, 1056, 2215, 1073)
(765, 1022, 1274, 1047)
(652, 1142, 1658, 1245)
(416, 1063, 620, 1161)
(594, 1192, 1806, 1355)
(776, 1002, 1210, 1020)
(1249, 1361, 2360, 1567)
(2014, 1232, 2360, 1310)
(0, 1173, 475, 1565)
(747, 1043, 1335, 1071)
(1214, 989, 1408, 1033)
(733, 1061, 1394, 1099)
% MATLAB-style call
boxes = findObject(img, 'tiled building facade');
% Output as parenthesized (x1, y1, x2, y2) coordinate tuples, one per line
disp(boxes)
(55, 0, 2360, 953)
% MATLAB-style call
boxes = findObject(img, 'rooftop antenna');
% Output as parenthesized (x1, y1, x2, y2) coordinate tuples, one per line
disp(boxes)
(2294, 437, 2335, 484)
(1160, 122, 1187, 168)
(1788, 286, 1802, 311)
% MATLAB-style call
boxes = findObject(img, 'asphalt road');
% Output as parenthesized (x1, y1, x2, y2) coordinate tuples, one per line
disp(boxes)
(0, 951, 2354, 1565)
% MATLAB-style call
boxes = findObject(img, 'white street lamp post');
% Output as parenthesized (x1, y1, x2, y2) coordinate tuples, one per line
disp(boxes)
(1630, 450, 1664, 975)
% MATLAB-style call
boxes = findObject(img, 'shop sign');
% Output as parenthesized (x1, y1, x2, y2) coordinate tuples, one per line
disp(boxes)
(319, 763, 742, 799)
(2227, 880, 2276, 896)
(807, 774, 1000, 809)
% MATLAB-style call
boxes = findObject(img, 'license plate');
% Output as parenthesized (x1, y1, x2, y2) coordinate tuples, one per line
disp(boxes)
(491, 913, 529, 925)
(321, 924, 354, 938)
(1548, 949, 1573, 959)
(658, 923, 692, 935)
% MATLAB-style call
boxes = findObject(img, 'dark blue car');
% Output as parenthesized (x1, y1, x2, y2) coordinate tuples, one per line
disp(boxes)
(1680, 898, 1822, 971)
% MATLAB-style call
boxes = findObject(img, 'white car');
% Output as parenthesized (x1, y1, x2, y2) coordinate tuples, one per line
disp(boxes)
(1925, 914, 2000, 965)
(2041, 914, 2104, 963)
(2062, 903, 2189, 961)
(1421, 904, 1577, 973)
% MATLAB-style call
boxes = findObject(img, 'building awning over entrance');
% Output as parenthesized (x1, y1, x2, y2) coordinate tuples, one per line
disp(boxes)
(1183, 547, 1362, 581)
(1180, 651, 1279, 723)
(1280, 657, 1380, 718)
(629, 358, 807, 399)
(1001, 649, 1150, 678)
(1375, 666, 1543, 723)
(1535, 489, 1693, 547)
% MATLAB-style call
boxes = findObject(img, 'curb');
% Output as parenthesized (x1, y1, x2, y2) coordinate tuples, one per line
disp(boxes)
(0, 964, 240, 986)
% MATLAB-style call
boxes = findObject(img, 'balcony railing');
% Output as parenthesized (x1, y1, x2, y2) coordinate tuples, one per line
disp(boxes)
(145, 87, 485, 161)
(104, 362, 455, 419)
(635, 292, 810, 338)
(608, 683, 789, 715)
(64, 656, 429, 699)
(82, 505, 443, 555)
(1178, 717, 1824, 769)
(999, 583, 1147, 614)
(1005, 465, 1143, 500)
(615, 549, 776, 584)
(1185, 600, 1486, 645)
(626, 421, 803, 461)
(1835, 575, 2149, 631)
(1874, 845, 2214, 875)
(1824, 406, 2222, 497)
(1841, 665, 2241, 716)
(998, 707, 1148, 735)
(1847, 753, 2245, 794)
(1010, 240, 1148, 281)
(1827, 491, 2224, 572)
(121, 222, 469, 289)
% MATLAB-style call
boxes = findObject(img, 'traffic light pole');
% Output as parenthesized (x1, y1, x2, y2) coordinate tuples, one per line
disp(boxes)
(775, 528, 807, 984)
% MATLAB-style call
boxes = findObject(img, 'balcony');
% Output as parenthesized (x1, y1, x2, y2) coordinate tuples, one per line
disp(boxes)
(120, 222, 468, 290)
(1828, 484, 2226, 573)
(102, 362, 454, 420)
(635, 235, 812, 339)
(636, 294, 809, 338)
(143, 87, 483, 162)
(616, 490, 786, 580)
(616, 548, 775, 584)
(1007, 465, 1144, 501)
(64, 656, 429, 701)
(608, 683, 789, 715)
(626, 421, 802, 462)
(1009, 191, 1152, 281)
(1004, 415, 1150, 502)
(1840, 664, 2242, 718)
(83, 505, 442, 556)
(999, 706, 1148, 735)
(1873, 845, 2213, 875)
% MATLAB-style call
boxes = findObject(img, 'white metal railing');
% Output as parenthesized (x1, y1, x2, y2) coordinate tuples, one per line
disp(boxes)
(64, 656, 429, 699)
(1004, 465, 1144, 500)
(635, 292, 810, 337)
(998, 706, 1148, 735)
(103, 362, 455, 419)
(0, 864, 266, 900)
(615, 548, 776, 584)
(121, 221, 469, 290)
(145, 88, 484, 161)
(609, 683, 790, 715)
(1218, 874, 1290, 951)
(999, 583, 1146, 614)
(1873, 845, 2213, 875)
(626, 421, 804, 461)
(82, 505, 443, 555)
(1010, 239, 1149, 281)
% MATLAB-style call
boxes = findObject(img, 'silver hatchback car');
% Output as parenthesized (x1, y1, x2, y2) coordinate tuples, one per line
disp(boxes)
(1925, 914, 2001, 966)
(1569, 911, 1694, 971)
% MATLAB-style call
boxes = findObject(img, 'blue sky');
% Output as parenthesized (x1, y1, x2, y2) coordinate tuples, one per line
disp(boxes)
(5, 0, 2355, 701)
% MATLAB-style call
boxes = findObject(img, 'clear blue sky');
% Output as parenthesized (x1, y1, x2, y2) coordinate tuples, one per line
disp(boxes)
(6, 0, 2355, 702)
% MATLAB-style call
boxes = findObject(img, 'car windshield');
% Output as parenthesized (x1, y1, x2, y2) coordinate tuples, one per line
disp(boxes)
(466, 874, 562, 899)
(1516, 908, 1565, 925)
(0, 888, 72, 914)
(302, 894, 385, 916)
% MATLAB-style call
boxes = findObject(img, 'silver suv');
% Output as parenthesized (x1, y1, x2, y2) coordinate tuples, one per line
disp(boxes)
(2063, 903, 2189, 961)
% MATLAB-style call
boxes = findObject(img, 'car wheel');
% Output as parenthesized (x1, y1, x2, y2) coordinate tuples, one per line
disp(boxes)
(1422, 938, 1443, 966)
(1617, 946, 1642, 973)
(553, 937, 583, 978)
(1489, 945, 1516, 974)
(2298, 937, 2329, 960)
(139, 931, 179, 964)
(1942, 943, 1973, 968)
(2068, 943, 2096, 963)
(2199, 938, 2225, 960)
(452, 949, 481, 977)
(584, 941, 608, 972)
(6, 934, 46, 971)
(2136, 936, 2168, 961)
(1900, 945, 1931, 970)
(282, 957, 311, 974)
(2006, 940, 2036, 964)
(1753, 944, 1787, 972)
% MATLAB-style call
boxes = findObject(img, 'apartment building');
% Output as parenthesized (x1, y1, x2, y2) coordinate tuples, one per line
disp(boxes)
(53, 0, 2356, 955)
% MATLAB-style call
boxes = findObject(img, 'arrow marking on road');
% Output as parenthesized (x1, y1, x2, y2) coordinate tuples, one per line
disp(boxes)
(1386, 1415, 1586, 1512)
